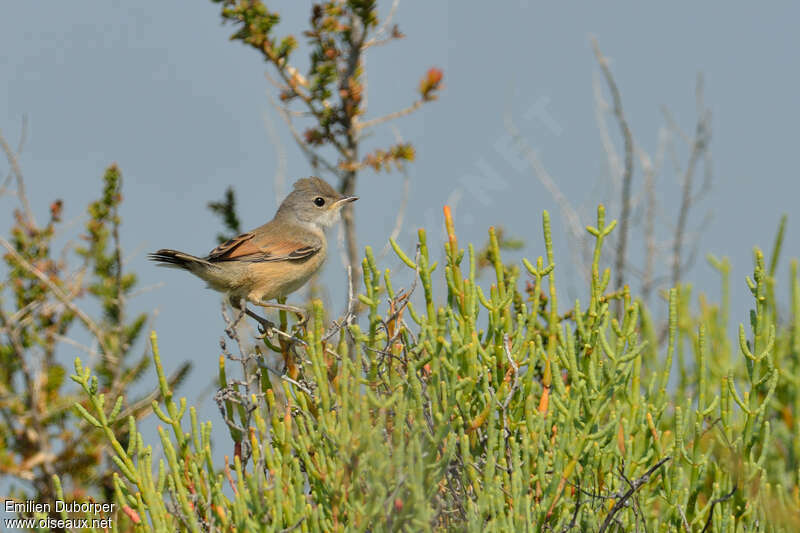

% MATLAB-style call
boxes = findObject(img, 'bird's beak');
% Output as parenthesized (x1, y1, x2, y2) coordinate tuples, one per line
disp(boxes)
(335, 196, 359, 207)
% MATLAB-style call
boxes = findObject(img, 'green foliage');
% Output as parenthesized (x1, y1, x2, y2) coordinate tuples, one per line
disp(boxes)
(210, 0, 434, 171)
(75, 165, 148, 386)
(70, 206, 800, 531)
(207, 186, 243, 244)
(209, 0, 442, 298)
(0, 165, 190, 516)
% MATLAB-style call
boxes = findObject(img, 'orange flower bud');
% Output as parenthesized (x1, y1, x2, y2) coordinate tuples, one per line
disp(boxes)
(419, 67, 444, 101)
(122, 505, 141, 524)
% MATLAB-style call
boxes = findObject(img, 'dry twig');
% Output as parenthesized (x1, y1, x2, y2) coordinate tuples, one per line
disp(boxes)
(591, 38, 634, 301)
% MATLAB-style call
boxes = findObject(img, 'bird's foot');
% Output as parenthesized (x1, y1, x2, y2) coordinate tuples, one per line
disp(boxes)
(255, 320, 277, 340)
(255, 322, 276, 340)
(292, 312, 309, 332)
(246, 309, 276, 339)
(252, 302, 309, 333)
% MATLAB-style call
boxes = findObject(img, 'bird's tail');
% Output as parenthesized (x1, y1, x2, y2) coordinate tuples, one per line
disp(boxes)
(148, 249, 210, 271)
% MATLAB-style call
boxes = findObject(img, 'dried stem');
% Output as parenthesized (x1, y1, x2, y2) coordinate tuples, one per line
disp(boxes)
(378, 127, 411, 260)
(591, 38, 634, 300)
(0, 125, 35, 226)
(598, 457, 670, 533)
(356, 100, 423, 132)
(637, 129, 667, 303)
(504, 112, 589, 280)
(671, 75, 711, 288)
(0, 236, 111, 359)
(262, 108, 289, 207)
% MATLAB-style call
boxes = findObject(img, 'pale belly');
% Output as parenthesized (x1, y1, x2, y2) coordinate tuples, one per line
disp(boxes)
(243, 249, 326, 303)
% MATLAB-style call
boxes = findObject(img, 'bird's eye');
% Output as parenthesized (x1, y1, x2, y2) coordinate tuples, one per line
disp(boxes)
(313, 197, 325, 207)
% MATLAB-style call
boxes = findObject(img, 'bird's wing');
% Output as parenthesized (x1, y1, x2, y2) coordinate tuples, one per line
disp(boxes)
(206, 229, 321, 263)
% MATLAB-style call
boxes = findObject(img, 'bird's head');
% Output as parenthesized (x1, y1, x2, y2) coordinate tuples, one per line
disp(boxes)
(275, 177, 358, 229)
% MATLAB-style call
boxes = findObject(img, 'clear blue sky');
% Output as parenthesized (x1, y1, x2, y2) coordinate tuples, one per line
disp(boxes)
(2, 1, 798, 472)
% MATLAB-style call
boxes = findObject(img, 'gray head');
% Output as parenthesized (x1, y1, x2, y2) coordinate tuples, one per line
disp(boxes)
(274, 177, 358, 228)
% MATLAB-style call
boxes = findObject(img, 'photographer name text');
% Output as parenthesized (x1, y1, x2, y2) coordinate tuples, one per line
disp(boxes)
(4, 500, 115, 529)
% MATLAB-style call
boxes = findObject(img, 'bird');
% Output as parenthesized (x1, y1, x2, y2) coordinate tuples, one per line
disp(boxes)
(149, 177, 357, 333)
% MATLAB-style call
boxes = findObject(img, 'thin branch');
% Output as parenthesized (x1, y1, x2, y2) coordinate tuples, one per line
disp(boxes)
(52, 333, 104, 359)
(323, 266, 356, 342)
(637, 127, 667, 302)
(661, 106, 692, 145)
(280, 374, 313, 396)
(677, 506, 692, 532)
(0, 323, 58, 486)
(504, 115, 583, 241)
(591, 37, 634, 299)
(337, 18, 369, 309)
(278, 517, 306, 533)
(378, 126, 411, 260)
(127, 282, 166, 299)
(0, 235, 111, 359)
(598, 457, 670, 533)
(270, 95, 341, 178)
(640, 148, 657, 303)
(671, 75, 711, 288)
(336, 217, 350, 275)
(365, 0, 401, 49)
(108, 362, 192, 423)
(560, 478, 583, 532)
(504, 112, 589, 280)
(111, 175, 126, 381)
(701, 485, 736, 533)
(355, 100, 423, 133)
(262, 53, 350, 158)
(0, 116, 28, 198)
(262, 108, 289, 207)
(592, 73, 623, 189)
(0, 125, 36, 226)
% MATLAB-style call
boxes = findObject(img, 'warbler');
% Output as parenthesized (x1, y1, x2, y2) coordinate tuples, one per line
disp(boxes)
(149, 177, 357, 331)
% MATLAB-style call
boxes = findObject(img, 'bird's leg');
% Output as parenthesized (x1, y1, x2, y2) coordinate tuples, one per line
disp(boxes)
(246, 309, 277, 338)
(230, 295, 276, 337)
(253, 302, 308, 329)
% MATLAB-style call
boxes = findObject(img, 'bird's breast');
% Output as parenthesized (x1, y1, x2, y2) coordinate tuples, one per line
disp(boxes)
(245, 246, 327, 302)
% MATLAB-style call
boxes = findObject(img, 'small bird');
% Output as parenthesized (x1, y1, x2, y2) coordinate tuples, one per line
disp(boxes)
(149, 177, 357, 332)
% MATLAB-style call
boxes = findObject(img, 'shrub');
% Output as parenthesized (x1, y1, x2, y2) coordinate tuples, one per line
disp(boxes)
(0, 166, 190, 515)
(68, 205, 800, 531)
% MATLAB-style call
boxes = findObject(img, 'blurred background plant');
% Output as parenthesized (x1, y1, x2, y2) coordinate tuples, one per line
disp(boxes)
(207, 0, 443, 308)
(504, 37, 714, 325)
(70, 205, 800, 531)
(0, 135, 190, 523)
(2, 1, 799, 531)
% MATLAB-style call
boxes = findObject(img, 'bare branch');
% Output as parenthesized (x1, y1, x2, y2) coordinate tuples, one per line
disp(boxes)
(591, 37, 634, 299)
(262, 107, 289, 207)
(365, 0, 401, 49)
(0, 125, 36, 226)
(701, 485, 736, 533)
(504, 112, 589, 279)
(638, 127, 668, 302)
(270, 95, 342, 178)
(598, 457, 670, 533)
(52, 333, 104, 359)
(378, 126, 411, 260)
(671, 74, 711, 288)
(127, 282, 166, 299)
(661, 106, 692, 146)
(0, 235, 111, 360)
(592, 73, 623, 189)
(322, 265, 356, 342)
(0, 116, 27, 198)
(356, 100, 423, 133)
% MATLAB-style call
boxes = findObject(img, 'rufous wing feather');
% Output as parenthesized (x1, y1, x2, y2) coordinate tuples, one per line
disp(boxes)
(206, 232, 256, 261)
(206, 231, 320, 263)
